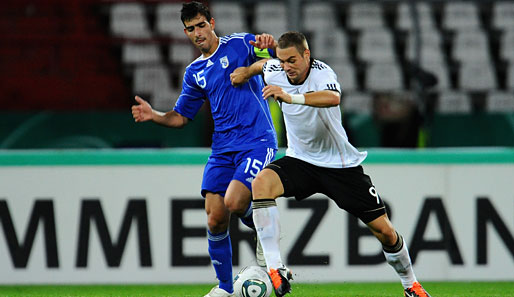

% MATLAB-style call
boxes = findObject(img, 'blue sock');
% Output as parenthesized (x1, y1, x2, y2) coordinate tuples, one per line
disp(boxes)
(239, 202, 255, 230)
(208, 230, 233, 293)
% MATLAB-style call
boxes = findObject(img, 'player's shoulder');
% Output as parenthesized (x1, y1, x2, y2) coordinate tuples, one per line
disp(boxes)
(185, 55, 206, 71)
(311, 59, 333, 72)
(219, 32, 251, 45)
(263, 59, 283, 73)
(310, 59, 338, 78)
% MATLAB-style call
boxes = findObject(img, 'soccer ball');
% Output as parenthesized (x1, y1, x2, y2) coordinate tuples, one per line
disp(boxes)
(233, 266, 273, 297)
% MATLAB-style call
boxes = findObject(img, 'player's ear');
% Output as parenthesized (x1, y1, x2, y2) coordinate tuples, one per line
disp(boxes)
(304, 49, 311, 60)
(210, 17, 215, 31)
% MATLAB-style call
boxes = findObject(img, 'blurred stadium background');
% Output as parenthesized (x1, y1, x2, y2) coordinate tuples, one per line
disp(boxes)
(1, 0, 514, 292)
(1, 0, 514, 149)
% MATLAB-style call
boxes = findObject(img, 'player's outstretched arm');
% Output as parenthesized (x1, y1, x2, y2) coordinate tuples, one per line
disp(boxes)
(230, 59, 269, 87)
(132, 96, 188, 128)
(262, 86, 340, 107)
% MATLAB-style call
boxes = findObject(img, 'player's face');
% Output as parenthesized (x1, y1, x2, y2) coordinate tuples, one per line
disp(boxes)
(277, 46, 311, 84)
(183, 13, 217, 55)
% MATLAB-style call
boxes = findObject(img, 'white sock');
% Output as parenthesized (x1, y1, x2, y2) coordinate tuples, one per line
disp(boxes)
(383, 237, 417, 289)
(252, 200, 283, 271)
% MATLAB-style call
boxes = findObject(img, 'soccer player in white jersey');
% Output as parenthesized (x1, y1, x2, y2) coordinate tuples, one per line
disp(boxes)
(132, 2, 279, 297)
(230, 31, 431, 297)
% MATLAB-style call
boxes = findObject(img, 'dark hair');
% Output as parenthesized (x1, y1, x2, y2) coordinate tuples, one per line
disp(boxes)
(181, 1, 211, 25)
(277, 31, 309, 54)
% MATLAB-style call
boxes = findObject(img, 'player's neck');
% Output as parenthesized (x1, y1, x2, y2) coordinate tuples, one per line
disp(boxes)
(202, 36, 219, 58)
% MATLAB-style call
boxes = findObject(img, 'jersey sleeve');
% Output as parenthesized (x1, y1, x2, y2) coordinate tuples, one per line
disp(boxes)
(173, 68, 205, 120)
(315, 66, 342, 93)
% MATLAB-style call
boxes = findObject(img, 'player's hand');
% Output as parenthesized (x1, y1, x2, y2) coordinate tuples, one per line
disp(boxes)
(230, 67, 250, 87)
(262, 85, 291, 103)
(250, 33, 276, 49)
(132, 95, 153, 122)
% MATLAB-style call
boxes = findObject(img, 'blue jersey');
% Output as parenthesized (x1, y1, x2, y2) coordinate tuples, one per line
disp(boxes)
(174, 33, 278, 153)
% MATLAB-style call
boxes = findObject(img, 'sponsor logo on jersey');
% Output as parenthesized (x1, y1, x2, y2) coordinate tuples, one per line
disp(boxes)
(220, 56, 229, 69)
(246, 177, 254, 184)
(206, 59, 214, 68)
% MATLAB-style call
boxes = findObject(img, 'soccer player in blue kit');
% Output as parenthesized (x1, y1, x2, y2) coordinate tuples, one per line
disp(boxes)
(131, 2, 278, 297)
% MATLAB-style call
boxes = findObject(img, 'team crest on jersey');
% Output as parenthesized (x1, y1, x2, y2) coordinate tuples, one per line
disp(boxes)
(220, 56, 229, 69)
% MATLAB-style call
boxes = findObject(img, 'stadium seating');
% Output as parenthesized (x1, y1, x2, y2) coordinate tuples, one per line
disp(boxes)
(459, 62, 497, 91)
(4, 0, 514, 148)
(365, 63, 404, 91)
(452, 29, 491, 62)
(254, 2, 287, 39)
(347, 2, 384, 29)
(101, 0, 514, 146)
(342, 92, 373, 114)
(405, 30, 445, 63)
(492, 2, 514, 30)
(418, 61, 450, 91)
(122, 43, 162, 64)
(331, 60, 358, 91)
(133, 65, 171, 95)
(442, 2, 481, 30)
(507, 63, 514, 90)
(155, 3, 184, 38)
(110, 3, 152, 38)
(302, 2, 338, 33)
(210, 2, 248, 36)
(312, 29, 350, 62)
(485, 91, 514, 112)
(396, 2, 435, 31)
(357, 28, 396, 62)
(437, 91, 472, 114)
(500, 30, 514, 62)
(169, 42, 197, 65)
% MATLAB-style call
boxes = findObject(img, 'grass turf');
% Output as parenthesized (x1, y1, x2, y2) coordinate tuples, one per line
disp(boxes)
(1, 282, 513, 296)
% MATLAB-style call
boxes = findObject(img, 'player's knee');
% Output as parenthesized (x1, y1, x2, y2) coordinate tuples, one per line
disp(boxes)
(224, 198, 246, 214)
(251, 175, 265, 194)
(252, 170, 274, 198)
(207, 211, 229, 232)
(380, 227, 398, 246)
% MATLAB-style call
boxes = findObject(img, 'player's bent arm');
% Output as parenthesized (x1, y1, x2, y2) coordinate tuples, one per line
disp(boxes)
(230, 59, 268, 87)
(263, 86, 340, 107)
(303, 90, 340, 107)
(152, 109, 189, 128)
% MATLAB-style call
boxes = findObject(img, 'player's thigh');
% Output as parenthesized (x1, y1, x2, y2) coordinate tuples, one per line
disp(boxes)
(201, 152, 235, 198)
(265, 156, 318, 200)
(321, 166, 386, 224)
(224, 179, 251, 214)
(231, 147, 277, 193)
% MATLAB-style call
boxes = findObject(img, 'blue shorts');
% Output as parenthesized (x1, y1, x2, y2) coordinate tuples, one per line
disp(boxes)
(201, 147, 277, 198)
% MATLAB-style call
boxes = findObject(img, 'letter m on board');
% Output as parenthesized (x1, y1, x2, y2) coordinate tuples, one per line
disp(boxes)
(76, 199, 152, 267)
(0, 199, 59, 268)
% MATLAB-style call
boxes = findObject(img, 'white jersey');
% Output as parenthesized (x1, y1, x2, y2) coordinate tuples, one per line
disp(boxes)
(263, 58, 367, 168)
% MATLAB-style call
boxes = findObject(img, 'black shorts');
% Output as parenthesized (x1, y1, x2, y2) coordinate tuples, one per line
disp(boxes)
(266, 156, 386, 223)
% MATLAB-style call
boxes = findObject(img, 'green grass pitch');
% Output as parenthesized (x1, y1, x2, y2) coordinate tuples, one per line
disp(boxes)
(1, 282, 514, 297)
